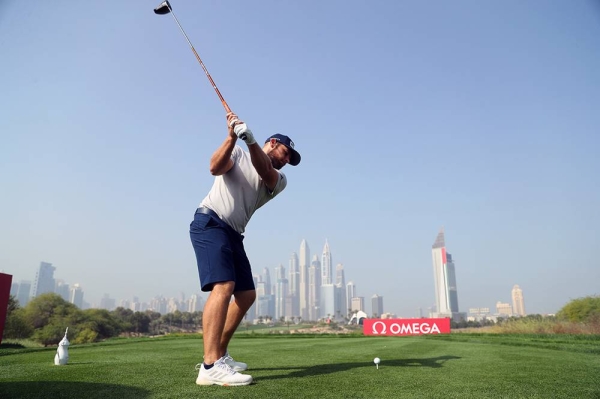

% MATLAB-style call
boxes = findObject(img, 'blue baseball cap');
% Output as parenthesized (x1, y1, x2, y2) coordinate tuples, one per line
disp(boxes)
(265, 134, 301, 166)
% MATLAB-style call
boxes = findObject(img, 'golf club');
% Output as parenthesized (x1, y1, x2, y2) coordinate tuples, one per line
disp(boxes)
(154, 1, 233, 113)
(154, 1, 250, 138)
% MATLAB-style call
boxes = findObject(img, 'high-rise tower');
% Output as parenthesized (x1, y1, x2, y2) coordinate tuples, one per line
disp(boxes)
(346, 281, 356, 317)
(511, 285, 526, 316)
(335, 263, 346, 319)
(289, 252, 300, 317)
(321, 239, 332, 285)
(308, 254, 321, 321)
(371, 294, 384, 317)
(31, 262, 56, 298)
(70, 283, 84, 308)
(431, 228, 463, 320)
(298, 239, 310, 320)
(275, 264, 288, 319)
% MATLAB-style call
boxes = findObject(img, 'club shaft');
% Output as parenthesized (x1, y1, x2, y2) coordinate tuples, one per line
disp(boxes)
(167, 7, 231, 113)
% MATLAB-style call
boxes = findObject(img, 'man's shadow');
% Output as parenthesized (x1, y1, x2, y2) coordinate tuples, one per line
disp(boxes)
(254, 355, 461, 381)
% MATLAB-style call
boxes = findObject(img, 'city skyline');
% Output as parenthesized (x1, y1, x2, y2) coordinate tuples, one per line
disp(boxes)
(10, 234, 533, 319)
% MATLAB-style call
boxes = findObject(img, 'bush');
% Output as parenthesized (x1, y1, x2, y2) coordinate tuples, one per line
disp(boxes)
(556, 296, 600, 323)
(3, 308, 34, 340)
(73, 328, 99, 344)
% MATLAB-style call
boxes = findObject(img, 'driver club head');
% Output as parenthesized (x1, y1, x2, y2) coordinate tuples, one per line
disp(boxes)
(154, 1, 172, 15)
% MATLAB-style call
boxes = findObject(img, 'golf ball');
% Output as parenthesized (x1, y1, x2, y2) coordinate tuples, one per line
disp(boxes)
(374, 357, 380, 364)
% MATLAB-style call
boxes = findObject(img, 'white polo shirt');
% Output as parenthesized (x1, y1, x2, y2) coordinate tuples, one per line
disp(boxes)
(199, 145, 287, 234)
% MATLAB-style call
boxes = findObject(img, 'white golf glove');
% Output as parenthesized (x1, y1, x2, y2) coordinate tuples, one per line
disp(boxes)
(230, 119, 256, 145)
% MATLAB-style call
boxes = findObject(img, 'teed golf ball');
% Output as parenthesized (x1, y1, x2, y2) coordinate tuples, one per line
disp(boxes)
(374, 357, 380, 364)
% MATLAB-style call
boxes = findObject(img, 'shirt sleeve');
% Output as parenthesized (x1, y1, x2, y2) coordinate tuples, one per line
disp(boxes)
(231, 145, 243, 162)
(269, 171, 287, 197)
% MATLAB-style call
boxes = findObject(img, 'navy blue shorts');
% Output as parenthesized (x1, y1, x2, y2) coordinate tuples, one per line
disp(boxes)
(189, 208, 255, 292)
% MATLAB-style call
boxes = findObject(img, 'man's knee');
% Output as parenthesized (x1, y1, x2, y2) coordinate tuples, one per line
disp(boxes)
(211, 281, 235, 298)
(234, 290, 256, 308)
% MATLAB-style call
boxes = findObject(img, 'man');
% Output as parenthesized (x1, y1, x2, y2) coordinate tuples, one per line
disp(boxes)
(190, 112, 301, 386)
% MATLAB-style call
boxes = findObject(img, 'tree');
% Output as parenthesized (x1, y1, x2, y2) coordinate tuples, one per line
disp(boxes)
(33, 319, 69, 347)
(3, 296, 33, 339)
(131, 312, 151, 334)
(557, 296, 600, 323)
(82, 308, 122, 339)
(23, 293, 79, 329)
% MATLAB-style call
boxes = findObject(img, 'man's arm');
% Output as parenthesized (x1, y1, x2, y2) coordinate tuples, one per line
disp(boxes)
(228, 114, 280, 190)
(209, 113, 239, 176)
(246, 143, 280, 191)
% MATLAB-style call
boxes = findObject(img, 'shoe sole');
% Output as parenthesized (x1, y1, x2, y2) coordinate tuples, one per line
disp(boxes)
(196, 377, 252, 386)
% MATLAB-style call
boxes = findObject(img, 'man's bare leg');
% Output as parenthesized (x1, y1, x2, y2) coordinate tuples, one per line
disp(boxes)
(219, 289, 256, 355)
(202, 281, 235, 364)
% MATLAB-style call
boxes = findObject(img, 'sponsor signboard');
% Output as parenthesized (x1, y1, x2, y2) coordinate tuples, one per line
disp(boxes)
(0, 273, 13, 344)
(363, 318, 451, 336)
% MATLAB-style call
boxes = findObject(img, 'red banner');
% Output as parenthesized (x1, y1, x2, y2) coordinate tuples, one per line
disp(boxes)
(0, 273, 13, 344)
(363, 318, 451, 336)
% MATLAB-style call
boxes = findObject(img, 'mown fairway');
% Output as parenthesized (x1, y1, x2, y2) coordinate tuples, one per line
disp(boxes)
(1, 334, 599, 398)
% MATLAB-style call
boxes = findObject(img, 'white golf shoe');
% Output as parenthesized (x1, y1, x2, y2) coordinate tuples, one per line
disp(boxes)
(223, 352, 248, 372)
(195, 357, 252, 386)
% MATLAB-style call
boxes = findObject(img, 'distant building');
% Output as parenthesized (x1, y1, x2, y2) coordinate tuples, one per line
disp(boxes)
(351, 296, 364, 312)
(16, 280, 31, 307)
(321, 240, 332, 285)
(100, 294, 116, 311)
(262, 267, 271, 296)
(346, 282, 357, 315)
(55, 280, 70, 301)
(335, 263, 346, 319)
(298, 239, 310, 320)
(275, 264, 288, 319)
(69, 283, 84, 308)
(511, 285, 526, 316)
(320, 284, 336, 320)
(308, 255, 321, 321)
(371, 294, 383, 317)
(496, 301, 513, 316)
(31, 262, 56, 298)
(187, 294, 203, 312)
(431, 229, 465, 321)
(469, 307, 491, 321)
(288, 253, 300, 317)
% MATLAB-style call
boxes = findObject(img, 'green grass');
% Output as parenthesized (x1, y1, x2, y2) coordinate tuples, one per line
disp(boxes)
(2, 334, 599, 398)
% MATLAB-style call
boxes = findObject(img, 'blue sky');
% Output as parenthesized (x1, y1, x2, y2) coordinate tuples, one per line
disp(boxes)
(2, 0, 599, 316)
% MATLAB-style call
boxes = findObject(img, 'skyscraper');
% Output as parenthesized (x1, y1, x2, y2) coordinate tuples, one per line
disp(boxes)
(16, 280, 31, 307)
(321, 239, 332, 285)
(100, 294, 116, 311)
(31, 261, 56, 298)
(431, 228, 464, 320)
(335, 263, 346, 320)
(511, 285, 526, 316)
(275, 264, 288, 319)
(346, 281, 356, 317)
(288, 252, 300, 317)
(55, 280, 70, 301)
(371, 294, 383, 317)
(298, 239, 310, 320)
(308, 254, 321, 321)
(262, 267, 271, 296)
(320, 284, 335, 320)
(70, 283, 84, 308)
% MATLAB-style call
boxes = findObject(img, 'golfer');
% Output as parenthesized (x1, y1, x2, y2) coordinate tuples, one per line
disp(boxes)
(190, 112, 301, 386)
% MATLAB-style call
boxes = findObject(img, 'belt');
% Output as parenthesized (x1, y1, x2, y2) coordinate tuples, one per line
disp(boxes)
(195, 207, 220, 219)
